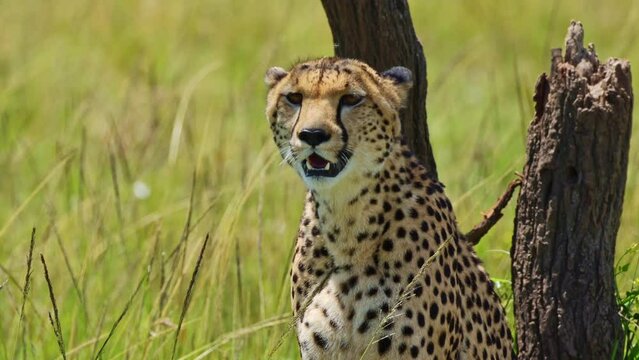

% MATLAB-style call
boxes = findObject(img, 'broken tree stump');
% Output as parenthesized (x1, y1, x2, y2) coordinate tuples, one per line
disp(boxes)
(512, 21, 633, 359)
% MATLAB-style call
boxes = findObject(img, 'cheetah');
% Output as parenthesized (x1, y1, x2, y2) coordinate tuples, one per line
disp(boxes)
(264, 57, 514, 359)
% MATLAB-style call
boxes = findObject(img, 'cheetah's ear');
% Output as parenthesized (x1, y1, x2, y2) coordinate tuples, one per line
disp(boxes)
(264, 67, 288, 88)
(381, 66, 412, 84)
(381, 66, 413, 106)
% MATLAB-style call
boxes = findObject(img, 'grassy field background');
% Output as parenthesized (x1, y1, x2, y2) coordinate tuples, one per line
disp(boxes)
(1, 0, 637, 358)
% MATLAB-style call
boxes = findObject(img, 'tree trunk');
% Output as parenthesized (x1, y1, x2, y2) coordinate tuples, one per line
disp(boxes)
(321, 0, 437, 178)
(512, 21, 632, 359)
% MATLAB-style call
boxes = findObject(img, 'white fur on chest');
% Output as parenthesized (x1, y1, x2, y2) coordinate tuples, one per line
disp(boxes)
(296, 270, 391, 359)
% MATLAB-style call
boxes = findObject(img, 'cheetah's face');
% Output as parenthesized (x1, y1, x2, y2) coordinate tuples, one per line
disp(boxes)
(264, 58, 412, 190)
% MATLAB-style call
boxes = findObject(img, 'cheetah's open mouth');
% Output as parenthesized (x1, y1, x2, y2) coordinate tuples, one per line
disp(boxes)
(302, 151, 351, 178)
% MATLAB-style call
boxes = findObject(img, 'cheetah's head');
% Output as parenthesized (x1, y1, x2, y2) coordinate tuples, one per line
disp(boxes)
(264, 57, 412, 191)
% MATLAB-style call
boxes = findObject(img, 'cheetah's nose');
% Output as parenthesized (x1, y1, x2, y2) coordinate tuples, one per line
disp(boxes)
(298, 128, 331, 147)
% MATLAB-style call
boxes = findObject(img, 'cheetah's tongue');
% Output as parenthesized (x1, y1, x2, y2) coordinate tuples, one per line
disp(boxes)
(307, 153, 330, 170)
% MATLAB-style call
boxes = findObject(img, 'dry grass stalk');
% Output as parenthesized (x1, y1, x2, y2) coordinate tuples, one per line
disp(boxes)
(359, 235, 452, 359)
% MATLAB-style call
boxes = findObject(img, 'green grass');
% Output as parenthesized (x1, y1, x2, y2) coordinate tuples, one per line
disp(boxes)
(0, 0, 637, 358)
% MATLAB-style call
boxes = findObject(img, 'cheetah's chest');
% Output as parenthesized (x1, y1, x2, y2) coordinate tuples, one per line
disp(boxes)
(296, 270, 395, 357)
(296, 259, 468, 360)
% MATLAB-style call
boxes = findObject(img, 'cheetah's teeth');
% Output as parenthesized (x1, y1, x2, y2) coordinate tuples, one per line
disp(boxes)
(306, 159, 332, 170)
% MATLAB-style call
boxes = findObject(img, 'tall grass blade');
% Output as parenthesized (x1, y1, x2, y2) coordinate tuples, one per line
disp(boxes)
(160, 171, 197, 317)
(108, 145, 131, 266)
(168, 62, 221, 164)
(41, 254, 67, 360)
(170, 233, 210, 360)
(0, 154, 73, 239)
(50, 218, 89, 322)
(13, 227, 36, 358)
(93, 266, 149, 359)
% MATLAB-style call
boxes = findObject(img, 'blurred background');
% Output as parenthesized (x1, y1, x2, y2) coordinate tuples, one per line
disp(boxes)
(0, 0, 637, 358)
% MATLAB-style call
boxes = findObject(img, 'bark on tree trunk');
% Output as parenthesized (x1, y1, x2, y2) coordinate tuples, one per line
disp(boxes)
(321, 0, 437, 178)
(512, 21, 633, 359)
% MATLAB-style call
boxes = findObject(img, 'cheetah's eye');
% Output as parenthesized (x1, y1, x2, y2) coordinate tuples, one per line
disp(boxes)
(284, 92, 303, 106)
(340, 94, 364, 107)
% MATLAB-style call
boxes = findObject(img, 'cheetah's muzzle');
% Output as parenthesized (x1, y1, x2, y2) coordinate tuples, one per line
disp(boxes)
(301, 150, 352, 178)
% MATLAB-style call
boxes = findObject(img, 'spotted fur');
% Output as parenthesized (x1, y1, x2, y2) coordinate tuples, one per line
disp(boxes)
(265, 57, 514, 360)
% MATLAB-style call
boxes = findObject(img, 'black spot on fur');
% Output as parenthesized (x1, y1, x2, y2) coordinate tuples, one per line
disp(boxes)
(313, 332, 328, 349)
(382, 239, 394, 251)
(377, 336, 392, 355)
